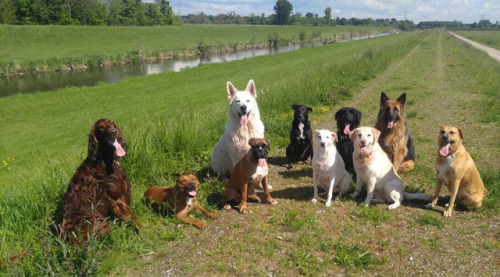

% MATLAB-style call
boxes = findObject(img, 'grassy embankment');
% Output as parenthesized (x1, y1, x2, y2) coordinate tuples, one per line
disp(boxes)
(1, 29, 499, 275)
(454, 30, 500, 51)
(0, 24, 392, 76)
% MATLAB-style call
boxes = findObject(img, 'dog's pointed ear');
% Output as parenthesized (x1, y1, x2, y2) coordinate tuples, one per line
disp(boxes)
(245, 79, 256, 98)
(380, 92, 388, 107)
(248, 138, 255, 146)
(371, 128, 381, 143)
(191, 171, 197, 176)
(307, 107, 313, 113)
(397, 92, 406, 106)
(349, 128, 358, 142)
(457, 127, 463, 140)
(331, 132, 338, 142)
(227, 81, 237, 100)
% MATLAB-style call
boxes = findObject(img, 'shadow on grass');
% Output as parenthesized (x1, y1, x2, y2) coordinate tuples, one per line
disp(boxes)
(269, 186, 313, 202)
(278, 167, 312, 179)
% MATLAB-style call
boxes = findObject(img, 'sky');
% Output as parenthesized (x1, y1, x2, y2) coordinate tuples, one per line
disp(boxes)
(149, 0, 500, 24)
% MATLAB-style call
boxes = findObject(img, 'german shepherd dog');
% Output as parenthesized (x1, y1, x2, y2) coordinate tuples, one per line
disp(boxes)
(375, 92, 415, 173)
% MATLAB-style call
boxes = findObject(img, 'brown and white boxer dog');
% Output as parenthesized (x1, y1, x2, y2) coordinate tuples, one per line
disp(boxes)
(143, 172, 217, 229)
(222, 138, 278, 213)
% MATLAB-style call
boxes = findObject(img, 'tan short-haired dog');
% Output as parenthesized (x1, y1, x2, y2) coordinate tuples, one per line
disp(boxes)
(222, 138, 278, 213)
(427, 126, 487, 217)
(143, 172, 217, 229)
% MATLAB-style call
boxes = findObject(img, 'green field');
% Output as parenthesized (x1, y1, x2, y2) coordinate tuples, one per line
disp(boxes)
(454, 30, 500, 50)
(1, 29, 499, 275)
(0, 24, 392, 76)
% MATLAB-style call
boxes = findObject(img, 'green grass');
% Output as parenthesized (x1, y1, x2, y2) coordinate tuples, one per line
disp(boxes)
(453, 30, 500, 51)
(415, 214, 445, 228)
(1, 29, 500, 275)
(0, 24, 393, 76)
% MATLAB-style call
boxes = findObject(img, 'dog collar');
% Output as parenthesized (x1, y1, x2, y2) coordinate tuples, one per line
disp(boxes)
(446, 149, 458, 156)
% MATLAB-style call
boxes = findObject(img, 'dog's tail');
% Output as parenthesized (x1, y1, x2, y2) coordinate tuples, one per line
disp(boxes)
(403, 192, 433, 201)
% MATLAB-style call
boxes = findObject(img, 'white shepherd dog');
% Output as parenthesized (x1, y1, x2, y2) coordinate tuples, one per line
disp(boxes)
(211, 79, 265, 179)
(311, 129, 351, 207)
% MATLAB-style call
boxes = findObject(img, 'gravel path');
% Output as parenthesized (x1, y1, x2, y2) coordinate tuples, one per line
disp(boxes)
(449, 31, 500, 62)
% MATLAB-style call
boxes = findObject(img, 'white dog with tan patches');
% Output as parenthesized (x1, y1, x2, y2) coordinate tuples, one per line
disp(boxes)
(349, 127, 431, 209)
(211, 80, 265, 180)
(311, 129, 351, 207)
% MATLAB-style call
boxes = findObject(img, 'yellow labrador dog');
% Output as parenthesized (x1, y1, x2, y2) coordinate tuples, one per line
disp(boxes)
(349, 127, 431, 209)
(426, 126, 487, 217)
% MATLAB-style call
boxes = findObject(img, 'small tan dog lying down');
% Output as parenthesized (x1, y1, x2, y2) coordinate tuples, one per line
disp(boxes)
(349, 127, 431, 209)
(426, 126, 487, 217)
(143, 172, 217, 229)
(222, 138, 278, 213)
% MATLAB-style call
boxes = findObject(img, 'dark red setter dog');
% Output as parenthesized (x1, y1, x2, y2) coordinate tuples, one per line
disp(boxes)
(61, 118, 137, 243)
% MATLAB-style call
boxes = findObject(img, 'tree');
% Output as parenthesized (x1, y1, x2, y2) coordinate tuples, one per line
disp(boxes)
(324, 7, 331, 24)
(0, 0, 17, 24)
(273, 0, 292, 25)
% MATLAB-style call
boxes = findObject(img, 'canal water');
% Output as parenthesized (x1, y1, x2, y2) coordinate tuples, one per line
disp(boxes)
(0, 33, 390, 97)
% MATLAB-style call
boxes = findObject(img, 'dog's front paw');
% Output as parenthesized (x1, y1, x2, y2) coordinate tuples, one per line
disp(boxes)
(223, 204, 232, 210)
(443, 209, 453, 217)
(325, 201, 332, 207)
(311, 198, 317, 204)
(287, 164, 293, 170)
(239, 207, 248, 213)
(425, 203, 435, 209)
(197, 223, 207, 229)
(350, 191, 359, 198)
(268, 199, 278, 205)
(361, 201, 370, 207)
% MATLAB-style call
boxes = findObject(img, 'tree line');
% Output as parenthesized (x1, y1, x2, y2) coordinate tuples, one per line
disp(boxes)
(0, 0, 181, 26)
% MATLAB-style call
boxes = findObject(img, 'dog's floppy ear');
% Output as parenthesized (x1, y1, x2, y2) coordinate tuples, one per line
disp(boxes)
(371, 127, 381, 143)
(292, 104, 298, 110)
(190, 171, 197, 177)
(349, 128, 358, 142)
(307, 107, 312, 113)
(173, 173, 181, 182)
(331, 132, 338, 142)
(354, 108, 362, 121)
(397, 92, 407, 106)
(380, 92, 388, 107)
(457, 127, 463, 140)
(334, 108, 344, 121)
(265, 138, 271, 150)
(227, 81, 238, 100)
(248, 138, 255, 146)
(245, 79, 257, 98)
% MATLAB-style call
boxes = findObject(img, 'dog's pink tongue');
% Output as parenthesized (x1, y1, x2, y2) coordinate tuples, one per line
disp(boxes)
(439, 143, 451, 156)
(188, 190, 197, 197)
(387, 121, 394, 129)
(240, 114, 248, 125)
(343, 124, 350, 135)
(258, 158, 267, 167)
(360, 146, 368, 154)
(110, 139, 126, 157)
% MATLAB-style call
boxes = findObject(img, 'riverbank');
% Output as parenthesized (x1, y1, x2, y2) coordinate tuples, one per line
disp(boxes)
(0, 24, 395, 77)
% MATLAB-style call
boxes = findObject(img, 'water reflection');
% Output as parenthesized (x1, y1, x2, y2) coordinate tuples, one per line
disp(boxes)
(0, 33, 389, 97)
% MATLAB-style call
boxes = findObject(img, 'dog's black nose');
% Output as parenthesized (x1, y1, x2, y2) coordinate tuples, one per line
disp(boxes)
(110, 129, 117, 136)
(442, 134, 449, 142)
(188, 182, 196, 189)
(240, 105, 247, 112)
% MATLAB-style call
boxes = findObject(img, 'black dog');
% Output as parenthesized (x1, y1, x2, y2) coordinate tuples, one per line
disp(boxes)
(334, 107, 362, 179)
(286, 104, 313, 169)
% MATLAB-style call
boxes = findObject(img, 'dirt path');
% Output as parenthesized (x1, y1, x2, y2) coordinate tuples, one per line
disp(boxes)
(449, 31, 500, 62)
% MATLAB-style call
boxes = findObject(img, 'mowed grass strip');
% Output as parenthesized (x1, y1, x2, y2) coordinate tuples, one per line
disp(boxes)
(0, 31, 426, 275)
(0, 24, 391, 75)
(454, 30, 500, 51)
